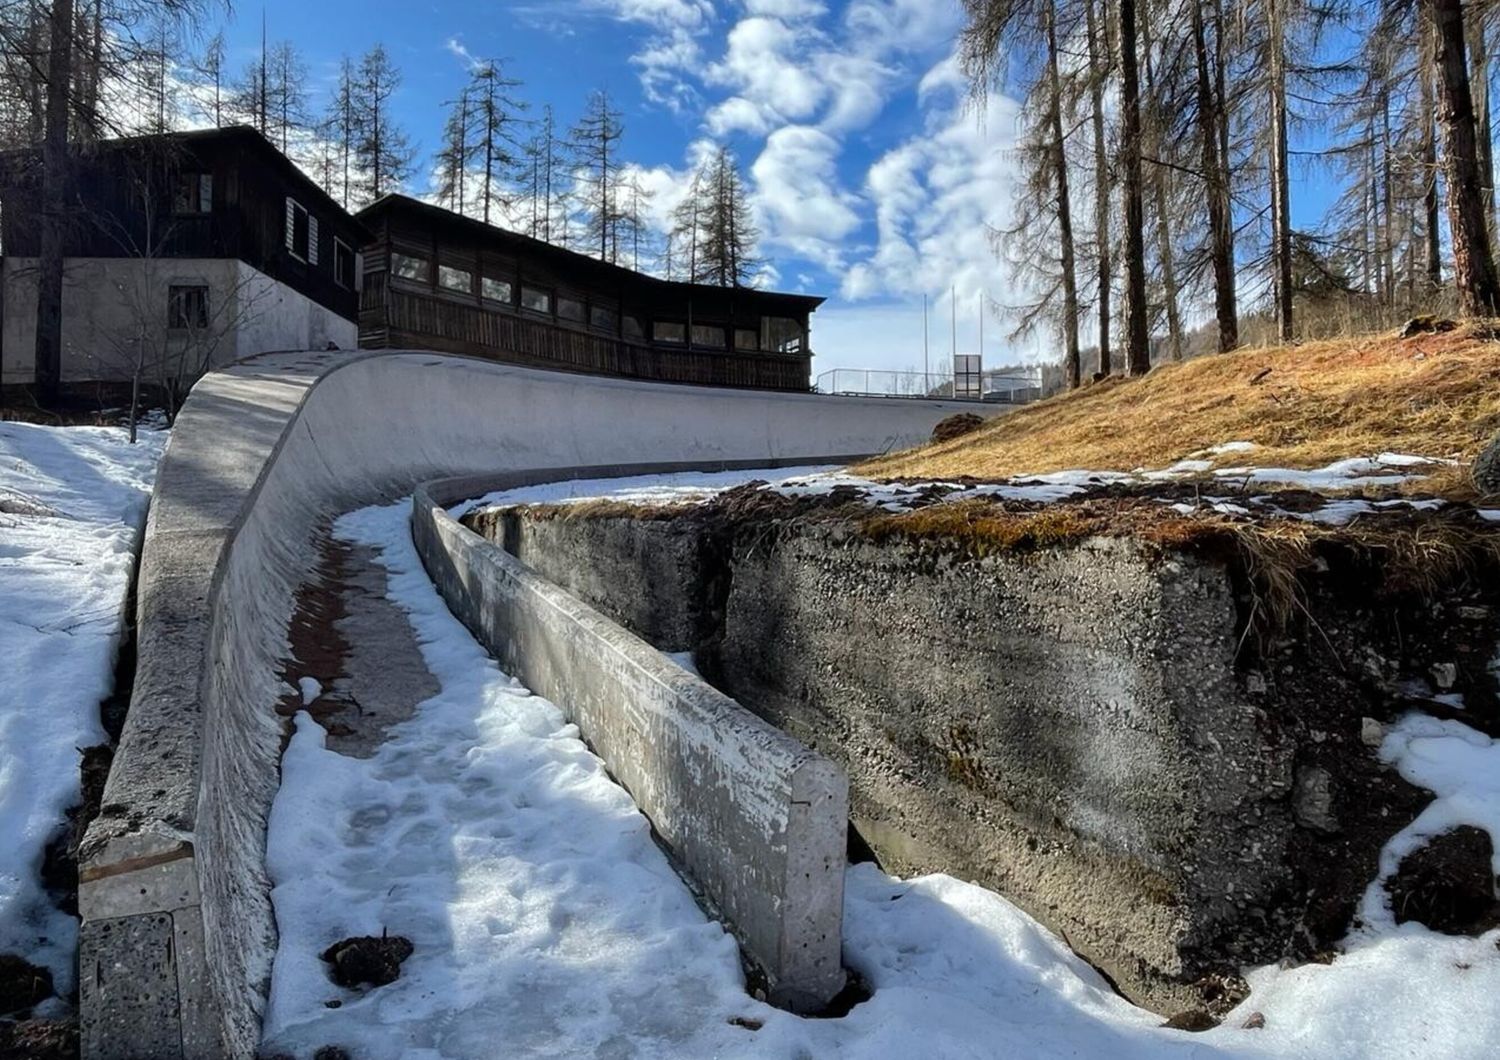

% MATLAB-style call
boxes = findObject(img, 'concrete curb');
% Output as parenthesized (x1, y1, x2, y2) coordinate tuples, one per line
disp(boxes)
(75, 348, 1008, 1058)
(414, 474, 848, 1011)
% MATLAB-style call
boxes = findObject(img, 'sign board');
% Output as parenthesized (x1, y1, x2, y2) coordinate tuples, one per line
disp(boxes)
(954, 354, 982, 400)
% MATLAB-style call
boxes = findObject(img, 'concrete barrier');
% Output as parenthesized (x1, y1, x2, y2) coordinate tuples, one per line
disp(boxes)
(414, 475, 847, 1012)
(76, 348, 1007, 1059)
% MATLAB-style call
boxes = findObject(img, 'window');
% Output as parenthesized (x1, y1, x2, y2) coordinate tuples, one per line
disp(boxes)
(392, 252, 430, 283)
(285, 198, 317, 264)
(763, 315, 803, 353)
(691, 324, 727, 348)
(481, 276, 513, 304)
(557, 296, 585, 323)
(521, 286, 552, 313)
(654, 321, 686, 344)
(334, 239, 356, 289)
(174, 173, 212, 214)
(590, 305, 617, 332)
(735, 328, 759, 351)
(622, 315, 645, 341)
(438, 264, 473, 294)
(168, 285, 209, 330)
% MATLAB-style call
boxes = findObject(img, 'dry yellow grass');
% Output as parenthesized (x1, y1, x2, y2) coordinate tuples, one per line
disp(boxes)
(858, 326, 1500, 496)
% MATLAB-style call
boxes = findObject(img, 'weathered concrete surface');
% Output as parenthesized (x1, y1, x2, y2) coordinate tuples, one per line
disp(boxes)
(417, 478, 847, 1010)
(77, 347, 1001, 1059)
(466, 509, 713, 652)
(714, 529, 1268, 1012)
(462, 505, 1500, 1014)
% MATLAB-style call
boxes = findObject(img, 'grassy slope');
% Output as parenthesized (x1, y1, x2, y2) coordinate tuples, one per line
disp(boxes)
(858, 329, 1500, 497)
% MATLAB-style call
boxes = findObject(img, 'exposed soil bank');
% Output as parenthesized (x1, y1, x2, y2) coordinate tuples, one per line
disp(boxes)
(464, 489, 1500, 1014)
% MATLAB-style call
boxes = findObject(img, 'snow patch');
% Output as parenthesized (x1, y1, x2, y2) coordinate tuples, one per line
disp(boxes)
(0, 422, 165, 995)
(297, 677, 323, 707)
(264, 498, 1500, 1059)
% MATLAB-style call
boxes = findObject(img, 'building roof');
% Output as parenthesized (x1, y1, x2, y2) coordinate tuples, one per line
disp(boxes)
(357, 193, 825, 313)
(0, 124, 372, 245)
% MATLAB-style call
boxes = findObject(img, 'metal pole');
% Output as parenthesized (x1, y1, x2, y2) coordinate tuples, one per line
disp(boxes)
(951, 287, 957, 394)
(923, 293, 929, 389)
(978, 291, 983, 366)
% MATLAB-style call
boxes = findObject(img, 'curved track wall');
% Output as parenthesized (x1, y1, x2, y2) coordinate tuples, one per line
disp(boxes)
(76, 349, 1007, 1059)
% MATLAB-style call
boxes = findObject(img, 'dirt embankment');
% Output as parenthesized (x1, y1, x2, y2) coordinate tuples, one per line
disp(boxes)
(860, 327, 1500, 499)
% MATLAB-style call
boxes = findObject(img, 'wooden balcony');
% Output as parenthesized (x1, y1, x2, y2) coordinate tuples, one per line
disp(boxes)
(358, 272, 812, 391)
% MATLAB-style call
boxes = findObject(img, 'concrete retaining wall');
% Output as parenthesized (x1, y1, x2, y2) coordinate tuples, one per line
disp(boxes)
(77, 348, 1003, 1059)
(459, 505, 1495, 1013)
(415, 477, 847, 1011)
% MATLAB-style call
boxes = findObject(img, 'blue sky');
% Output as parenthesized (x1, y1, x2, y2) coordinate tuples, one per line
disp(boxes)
(205, 1, 1336, 377)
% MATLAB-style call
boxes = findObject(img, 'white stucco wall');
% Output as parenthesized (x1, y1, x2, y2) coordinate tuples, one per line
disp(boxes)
(1, 257, 356, 386)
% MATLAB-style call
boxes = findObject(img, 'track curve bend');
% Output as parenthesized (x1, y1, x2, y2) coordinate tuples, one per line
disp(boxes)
(76, 350, 1005, 1058)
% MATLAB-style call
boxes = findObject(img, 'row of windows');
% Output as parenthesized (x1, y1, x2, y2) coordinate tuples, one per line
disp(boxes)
(390, 251, 789, 352)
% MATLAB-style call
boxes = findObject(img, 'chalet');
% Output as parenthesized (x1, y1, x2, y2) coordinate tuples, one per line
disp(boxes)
(356, 195, 823, 391)
(0, 125, 368, 391)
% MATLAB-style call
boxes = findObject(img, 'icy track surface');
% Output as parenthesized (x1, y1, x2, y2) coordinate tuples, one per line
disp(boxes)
(263, 500, 1500, 1059)
(0, 421, 165, 996)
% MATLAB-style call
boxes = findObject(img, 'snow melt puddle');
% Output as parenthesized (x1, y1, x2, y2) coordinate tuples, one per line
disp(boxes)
(0, 422, 165, 999)
(265, 501, 1500, 1059)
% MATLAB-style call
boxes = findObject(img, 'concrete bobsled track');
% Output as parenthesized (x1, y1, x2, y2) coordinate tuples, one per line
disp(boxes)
(75, 349, 1006, 1059)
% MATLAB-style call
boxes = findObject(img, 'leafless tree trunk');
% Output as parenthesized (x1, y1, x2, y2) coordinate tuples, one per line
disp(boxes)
(1469, 4, 1495, 240)
(1427, 0, 1500, 316)
(1118, 0, 1150, 375)
(1422, 19, 1444, 290)
(1085, 0, 1112, 374)
(1267, 0, 1294, 340)
(1044, 0, 1081, 387)
(1380, 81, 1395, 305)
(1192, 0, 1237, 350)
(1141, 10, 1182, 361)
(33, 0, 75, 404)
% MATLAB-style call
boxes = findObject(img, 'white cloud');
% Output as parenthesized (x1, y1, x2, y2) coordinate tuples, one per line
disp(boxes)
(591, 0, 717, 108)
(706, 17, 827, 124)
(745, 0, 828, 17)
(594, 0, 714, 28)
(444, 37, 479, 69)
(839, 68, 1024, 311)
(706, 96, 773, 137)
(842, 0, 963, 57)
(751, 125, 862, 266)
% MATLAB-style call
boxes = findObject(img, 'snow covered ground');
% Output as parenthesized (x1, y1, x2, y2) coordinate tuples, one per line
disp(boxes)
(262, 499, 1500, 1059)
(0, 421, 165, 998)
(458, 449, 1498, 528)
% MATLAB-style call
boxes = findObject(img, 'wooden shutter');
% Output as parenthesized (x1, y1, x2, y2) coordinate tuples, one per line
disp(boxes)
(308, 215, 319, 266)
(285, 197, 295, 251)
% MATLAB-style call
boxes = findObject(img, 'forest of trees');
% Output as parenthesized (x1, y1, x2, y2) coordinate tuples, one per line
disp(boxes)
(0, 1, 762, 402)
(964, 0, 1500, 388)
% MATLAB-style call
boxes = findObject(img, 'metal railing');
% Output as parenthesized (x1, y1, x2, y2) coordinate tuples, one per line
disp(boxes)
(814, 368, 955, 399)
(814, 368, 1043, 404)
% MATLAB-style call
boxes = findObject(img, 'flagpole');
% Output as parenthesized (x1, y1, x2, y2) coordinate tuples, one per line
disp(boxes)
(923, 294, 929, 387)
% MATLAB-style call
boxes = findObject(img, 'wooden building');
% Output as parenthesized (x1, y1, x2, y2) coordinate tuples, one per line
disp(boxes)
(356, 195, 822, 391)
(0, 125, 368, 389)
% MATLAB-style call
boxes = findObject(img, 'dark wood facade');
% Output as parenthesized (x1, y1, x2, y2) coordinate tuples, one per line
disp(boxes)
(0, 126, 368, 323)
(356, 195, 822, 390)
